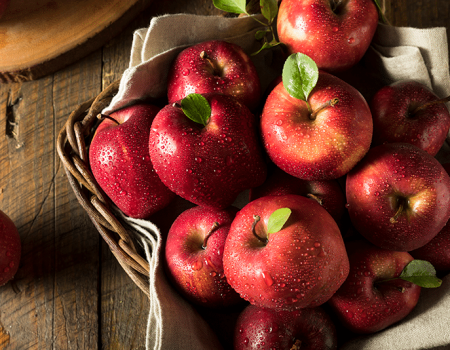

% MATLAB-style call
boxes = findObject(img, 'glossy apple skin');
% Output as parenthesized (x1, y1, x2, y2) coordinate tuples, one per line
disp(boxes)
(223, 194, 349, 311)
(249, 165, 346, 227)
(234, 304, 337, 350)
(89, 104, 175, 219)
(0, 210, 21, 286)
(164, 205, 243, 308)
(409, 163, 450, 271)
(149, 93, 267, 209)
(346, 143, 450, 251)
(167, 40, 261, 111)
(328, 240, 421, 334)
(260, 71, 373, 181)
(370, 80, 450, 156)
(277, 0, 378, 72)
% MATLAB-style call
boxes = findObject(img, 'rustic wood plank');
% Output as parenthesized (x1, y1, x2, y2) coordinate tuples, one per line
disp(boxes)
(0, 76, 58, 349)
(52, 50, 104, 349)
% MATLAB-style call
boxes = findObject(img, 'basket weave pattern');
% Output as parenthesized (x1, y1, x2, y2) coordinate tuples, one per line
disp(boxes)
(57, 79, 150, 297)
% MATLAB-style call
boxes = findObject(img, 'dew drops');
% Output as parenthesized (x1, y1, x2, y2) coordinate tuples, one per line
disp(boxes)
(348, 37, 355, 44)
(192, 260, 203, 271)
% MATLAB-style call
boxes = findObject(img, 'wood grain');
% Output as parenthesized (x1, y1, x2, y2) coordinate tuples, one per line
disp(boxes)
(0, 0, 155, 83)
(0, 1, 448, 349)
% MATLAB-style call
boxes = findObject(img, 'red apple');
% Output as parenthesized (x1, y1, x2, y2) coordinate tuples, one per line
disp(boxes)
(0, 209, 21, 286)
(89, 104, 175, 219)
(346, 142, 450, 251)
(164, 205, 243, 308)
(167, 40, 262, 111)
(234, 304, 337, 350)
(261, 68, 373, 181)
(149, 93, 267, 209)
(277, 0, 379, 72)
(328, 240, 421, 334)
(249, 165, 346, 227)
(409, 163, 450, 271)
(0, 0, 10, 19)
(370, 80, 450, 156)
(223, 194, 349, 311)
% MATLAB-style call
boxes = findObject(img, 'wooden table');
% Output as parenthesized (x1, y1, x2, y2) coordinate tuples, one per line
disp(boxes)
(0, 1, 449, 349)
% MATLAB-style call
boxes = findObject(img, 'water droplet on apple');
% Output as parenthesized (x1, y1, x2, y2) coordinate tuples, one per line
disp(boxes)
(262, 271, 274, 287)
(333, 26, 339, 32)
(195, 157, 202, 163)
(182, 68, 190, 76)
(348, 37, 355, 44)
(275, 119, 283, 126)
(192, 260, 203, 271)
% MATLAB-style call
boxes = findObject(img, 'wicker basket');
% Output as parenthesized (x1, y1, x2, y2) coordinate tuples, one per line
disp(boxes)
(56, 79, 150, 297)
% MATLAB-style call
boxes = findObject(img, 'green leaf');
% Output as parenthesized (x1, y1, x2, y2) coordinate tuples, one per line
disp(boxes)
(260, 0, 278, 24)
(180, 94, 211, 127)
(399, 260, 442, 288)
(213, 0, 248, 14)
(255, 29, 268, 41)
(282, 53, 319, 101)
(267, 208, 291, 234)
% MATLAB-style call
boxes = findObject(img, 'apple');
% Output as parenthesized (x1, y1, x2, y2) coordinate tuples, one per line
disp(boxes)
(167, 40, 262, 111)
(260, 54, 373, 181)
(346, 142, 450, 251)
(223, 194, 349, 311)
(89, 104, 175, 219)
(249, 165, 346, 227)
(277, 0, 379, 72)
(234, 304, 337, 350)
(0, 209, 21, 286)
(328, 240, 422, 334)
(164, 205, 243, 308)
(149, 93, 267, 209)
(370, 80, 450, 156)
(409, 162, 450, 272)
(0, 0, 10, 19)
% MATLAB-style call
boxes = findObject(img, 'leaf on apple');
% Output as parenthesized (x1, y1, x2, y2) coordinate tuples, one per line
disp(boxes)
(213, 0, 248, 14)
(267, 208, 291, 234)
(399, 260, 443, 288)
(282, 53, 319, 102)
(180, 93, 211, 127)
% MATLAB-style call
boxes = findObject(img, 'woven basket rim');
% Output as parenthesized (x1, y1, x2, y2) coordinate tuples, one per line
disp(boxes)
(56, 79, 150, 297)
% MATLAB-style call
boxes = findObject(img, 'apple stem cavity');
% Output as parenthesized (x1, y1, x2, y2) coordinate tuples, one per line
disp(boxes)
(99, 113, 120, 125)
(411, 95, 450, 115)
(390, 196, 408, 224)
(251, 215, 269, 244)
(309, 98, 339, 120)
(200, 51, 222, 77)
(202, 221, 220, 250)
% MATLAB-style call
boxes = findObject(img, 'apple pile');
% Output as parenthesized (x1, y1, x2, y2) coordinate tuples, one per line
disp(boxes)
(88, 0, 450, 348)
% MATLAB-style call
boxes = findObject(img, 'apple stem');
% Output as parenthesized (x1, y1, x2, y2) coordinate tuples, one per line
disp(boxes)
(390, 197, 407, 224)
(202, 222, 220, 249)
(412, 95, 450, 114)
(251, 215, 268, 244)
(309, 98, 339, 120)
(290, 339, 302, 350)
(98, 114, 120, 125)
(306, 193, 323, 206)
(200, 51, 222, 77)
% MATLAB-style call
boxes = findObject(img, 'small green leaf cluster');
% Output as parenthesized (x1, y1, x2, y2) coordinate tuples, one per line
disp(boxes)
(213, 0, 281, 55)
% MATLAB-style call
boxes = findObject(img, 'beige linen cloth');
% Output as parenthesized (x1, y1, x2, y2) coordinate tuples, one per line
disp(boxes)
(103, 14, 450, 350)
